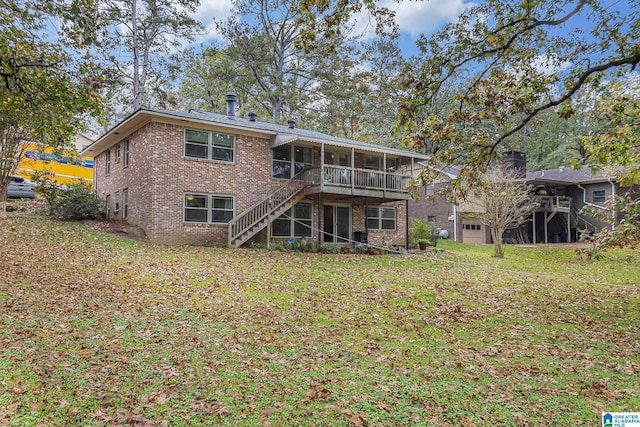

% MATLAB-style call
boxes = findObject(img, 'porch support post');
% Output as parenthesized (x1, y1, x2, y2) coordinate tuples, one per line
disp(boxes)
(383, 153, 387, 196)
(544, 212, 548, 243)
(351, 147, 355, 192)
(567, 211, 571, 243)
(318, 193, 322, 244)
(533, 211, 537, 244)
(364, 196, 369, 244)
(267, 197, 272, 249)
(405, 200, 409, 250)
(320, 143, 325, 192)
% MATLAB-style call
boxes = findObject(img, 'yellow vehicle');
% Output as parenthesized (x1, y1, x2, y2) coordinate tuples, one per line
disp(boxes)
(16, 143, 94, 186)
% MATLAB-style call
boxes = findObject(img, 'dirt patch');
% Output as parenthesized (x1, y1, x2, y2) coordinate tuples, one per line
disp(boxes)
(82, 219, 148, 241)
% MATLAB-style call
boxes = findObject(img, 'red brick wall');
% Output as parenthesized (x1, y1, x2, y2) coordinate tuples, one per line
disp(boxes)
(94, 120, 409, 246)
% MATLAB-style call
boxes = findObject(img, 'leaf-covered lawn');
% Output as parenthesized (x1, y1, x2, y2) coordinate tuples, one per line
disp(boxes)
(1, 209, 639, 426)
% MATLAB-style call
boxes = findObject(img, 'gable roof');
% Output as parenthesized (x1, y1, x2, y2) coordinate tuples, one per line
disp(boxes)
(417, 161, 617, 185)
(81, 108, 430, 160)
(525, 165, 617, 184)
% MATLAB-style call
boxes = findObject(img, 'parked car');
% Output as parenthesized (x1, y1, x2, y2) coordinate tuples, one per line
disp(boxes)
(6, 175, 36, 199)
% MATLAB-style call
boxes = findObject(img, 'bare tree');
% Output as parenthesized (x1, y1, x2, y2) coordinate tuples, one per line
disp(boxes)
(477, 167, 537, 258)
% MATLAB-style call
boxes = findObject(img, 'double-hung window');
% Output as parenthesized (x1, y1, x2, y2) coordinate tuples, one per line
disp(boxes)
(114, 191, 120, 212)
(105, 195, 111, 219)
(366, 206, 396, 230)
(122, 189, 128, 218)
(184, 194, 234, 223)
(185, 129, 234, 162)
(593, 190, 606, 203)
(272, 203, 313, 237)
(272, 145, 312, 178)
(115, 143, 121, 163)
(105, 150, 111, 176)
(123, 139, 130, 166)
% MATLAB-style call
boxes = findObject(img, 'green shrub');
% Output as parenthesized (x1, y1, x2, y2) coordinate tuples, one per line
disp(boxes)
(38, 181, 102, 221)
(409, 218, 432, 247)
(409, 218, 441, 247)
(320, 244, 341, 254)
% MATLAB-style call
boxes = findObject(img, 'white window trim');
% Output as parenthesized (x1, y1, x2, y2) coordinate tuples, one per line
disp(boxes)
(122, 189, 128, 218)
(183, 193, 235, 224)
(123, 139, 130, 167)
(272, 145, 313, 179)
(366, 206, 397, 231)
(105, 150, 111, 176)
(184, 129, 235, 163)
(271, 202, 313, 238)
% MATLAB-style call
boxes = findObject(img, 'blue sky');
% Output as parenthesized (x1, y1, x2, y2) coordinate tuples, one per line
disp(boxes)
(189, 0, 635, 59)
(190, 0, 472, 57)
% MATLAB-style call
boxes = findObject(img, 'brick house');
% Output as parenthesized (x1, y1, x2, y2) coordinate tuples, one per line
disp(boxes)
(409, 152, 637, 244)
(81, 97, 429, 247)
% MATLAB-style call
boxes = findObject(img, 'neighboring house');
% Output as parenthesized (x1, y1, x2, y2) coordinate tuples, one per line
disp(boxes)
(409, 152, 638, 244)
(81, 96, 429, 247)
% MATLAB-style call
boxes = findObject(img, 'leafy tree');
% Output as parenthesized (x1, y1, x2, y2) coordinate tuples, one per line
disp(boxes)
(476, 167, 537, 258)
(214, 0, 323, 122)
(0, 0, 102, 208)
(294, 0, 639, 196)
(96, 0, 204, 117)
(580, 79, 640, 247)
(398, 0, 639, 198)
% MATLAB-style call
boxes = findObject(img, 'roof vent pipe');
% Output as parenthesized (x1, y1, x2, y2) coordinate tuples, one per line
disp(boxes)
(226, 94, 237, 119)
(248, 112, 257, 122)
(288, 119, 296, 129)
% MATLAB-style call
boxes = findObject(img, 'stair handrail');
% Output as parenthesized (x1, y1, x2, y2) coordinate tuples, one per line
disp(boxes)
(228, 169, 309, 244)
(570, 200, 599, 233)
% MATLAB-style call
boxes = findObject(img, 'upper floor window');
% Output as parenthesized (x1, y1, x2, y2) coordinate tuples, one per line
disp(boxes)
(185, 129, 234, 163)
(593, 190, 606, 203)
(105, 150, 111, 176)
(425, 184, 435, 196)
(184, 193, 234, 223)
(364, 155, 381, 170)
(115, 143, 121, 163)
(273, 145, 312, 179)
(366, 206, 396, 230)
(123, 139, 130, 166)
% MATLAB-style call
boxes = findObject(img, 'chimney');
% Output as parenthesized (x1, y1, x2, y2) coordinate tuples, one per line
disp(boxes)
(226, 94, 237, 119)
(288, 119, 296, 129)
(501, 150, 526, 178)
(248, 112, 257, 122)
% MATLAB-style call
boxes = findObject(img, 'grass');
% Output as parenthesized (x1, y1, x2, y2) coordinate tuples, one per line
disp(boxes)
(1, 208, 639, 426)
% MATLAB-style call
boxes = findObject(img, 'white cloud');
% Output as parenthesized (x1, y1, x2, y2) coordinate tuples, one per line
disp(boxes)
(392, 0, 471, 37)
(352, 0, 473, 40)
(190, 0, 235, 44)
(531, 54, 572, 76)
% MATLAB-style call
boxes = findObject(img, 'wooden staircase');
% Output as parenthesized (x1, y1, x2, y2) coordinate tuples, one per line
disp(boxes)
(228, 170, 308, 247)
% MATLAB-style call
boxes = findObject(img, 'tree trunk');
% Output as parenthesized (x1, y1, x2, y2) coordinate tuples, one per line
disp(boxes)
(491, 227, 504, 258)
(131, 0, 141, 110)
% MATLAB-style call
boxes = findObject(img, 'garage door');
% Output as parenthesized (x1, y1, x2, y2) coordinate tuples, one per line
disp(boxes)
(462, 222, 485, 244)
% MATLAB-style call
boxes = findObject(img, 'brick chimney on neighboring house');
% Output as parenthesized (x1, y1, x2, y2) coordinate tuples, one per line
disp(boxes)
(501, 150, 527, 178)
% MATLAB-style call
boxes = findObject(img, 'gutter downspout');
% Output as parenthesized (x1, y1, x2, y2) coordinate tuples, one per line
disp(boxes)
(453, 203, 457, 242)
(578, 184, 612, 232)
(608, 178, 616, 230)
